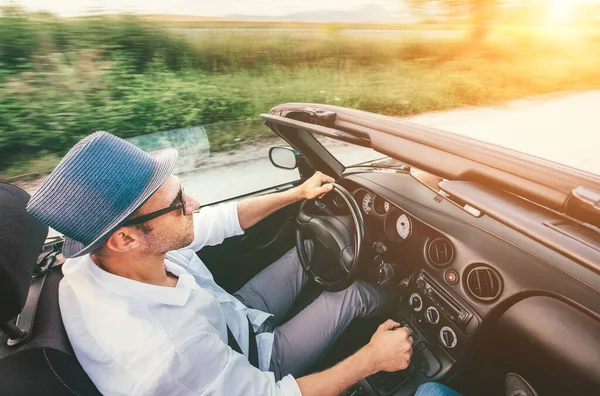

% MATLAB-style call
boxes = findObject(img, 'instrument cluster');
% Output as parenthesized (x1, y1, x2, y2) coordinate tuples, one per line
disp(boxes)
(350, 188, 414, 242)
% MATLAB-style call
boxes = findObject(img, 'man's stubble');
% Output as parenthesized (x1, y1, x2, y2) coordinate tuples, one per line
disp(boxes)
(145, 216, 195, 255)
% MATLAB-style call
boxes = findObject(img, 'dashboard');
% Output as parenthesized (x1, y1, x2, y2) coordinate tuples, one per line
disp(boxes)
(334, 189, 413, 243)
(321, 170, 600, 396)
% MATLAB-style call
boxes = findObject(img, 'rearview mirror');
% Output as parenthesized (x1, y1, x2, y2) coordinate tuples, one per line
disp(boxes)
(269, 147, 298, 170)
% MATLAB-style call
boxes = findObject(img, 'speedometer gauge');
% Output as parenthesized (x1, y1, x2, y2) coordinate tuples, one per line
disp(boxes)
(396, 214, 411, 239)
(362, 193, 372, 214)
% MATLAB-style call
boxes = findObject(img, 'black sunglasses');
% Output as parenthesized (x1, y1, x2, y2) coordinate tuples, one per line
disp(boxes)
(124, 187, 187, 226)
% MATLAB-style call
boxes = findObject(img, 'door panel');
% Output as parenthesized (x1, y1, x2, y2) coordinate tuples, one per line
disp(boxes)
(197, 202, 300, 293)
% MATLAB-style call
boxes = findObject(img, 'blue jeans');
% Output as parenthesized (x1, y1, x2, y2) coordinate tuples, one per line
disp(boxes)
(415, 382, 463, 396)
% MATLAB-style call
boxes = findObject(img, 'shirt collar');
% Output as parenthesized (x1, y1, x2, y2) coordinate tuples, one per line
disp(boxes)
(83, 254, 198, 306)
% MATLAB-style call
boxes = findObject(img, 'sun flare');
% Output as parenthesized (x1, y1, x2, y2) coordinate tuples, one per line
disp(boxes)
(547, 0, 576, 23)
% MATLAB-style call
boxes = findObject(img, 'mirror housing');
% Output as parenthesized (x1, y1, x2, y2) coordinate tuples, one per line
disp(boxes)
(269, 146, 298, 170)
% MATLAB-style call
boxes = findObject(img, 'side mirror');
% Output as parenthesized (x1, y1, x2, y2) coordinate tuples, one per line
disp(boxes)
(269, 147, 298, 170)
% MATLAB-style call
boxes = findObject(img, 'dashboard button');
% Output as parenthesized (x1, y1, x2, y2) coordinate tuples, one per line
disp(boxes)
(445, 270, 458, 285)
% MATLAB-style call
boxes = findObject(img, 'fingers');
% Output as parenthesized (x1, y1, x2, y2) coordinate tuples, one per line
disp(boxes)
(322, 174, 335, 183)
(303, 172, 336, 200)
(313, 171, 335, 184)
(314, 183, 333, 200)
(317, 184, 334, 196)
(379, 319, 401, 331)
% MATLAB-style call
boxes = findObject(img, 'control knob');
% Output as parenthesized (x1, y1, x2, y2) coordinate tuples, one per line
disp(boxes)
(409, 293, 423, 312)
(439, 326, 458, 348)
(426, 306, 440, 324)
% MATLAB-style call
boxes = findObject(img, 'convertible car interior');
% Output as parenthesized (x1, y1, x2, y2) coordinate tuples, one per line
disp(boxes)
(1, 103, 600, 396)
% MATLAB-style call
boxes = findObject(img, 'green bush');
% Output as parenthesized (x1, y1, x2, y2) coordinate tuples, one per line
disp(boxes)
(0, 12, 200, 75)
(0, 13, 39, 71)
(0, 56, 253, 170)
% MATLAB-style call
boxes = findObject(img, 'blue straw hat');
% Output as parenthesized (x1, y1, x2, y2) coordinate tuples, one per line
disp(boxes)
(26, 131, 178, 258)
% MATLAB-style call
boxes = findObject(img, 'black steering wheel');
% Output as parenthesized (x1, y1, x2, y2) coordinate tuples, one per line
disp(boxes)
(296, 183, 365, 291)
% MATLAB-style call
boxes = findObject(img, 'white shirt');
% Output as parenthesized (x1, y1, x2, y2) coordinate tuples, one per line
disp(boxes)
(59, 202, 302, 396)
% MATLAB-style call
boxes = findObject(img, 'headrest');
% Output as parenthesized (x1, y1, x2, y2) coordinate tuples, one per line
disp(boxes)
(0, 183, 48, 323)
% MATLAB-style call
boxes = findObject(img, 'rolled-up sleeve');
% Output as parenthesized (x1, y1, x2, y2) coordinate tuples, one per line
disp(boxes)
(136, 333, 301, 396)
(186, 202, 244, 252)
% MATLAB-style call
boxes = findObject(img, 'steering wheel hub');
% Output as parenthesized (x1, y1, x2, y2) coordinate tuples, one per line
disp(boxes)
(296, 183, 364, 291)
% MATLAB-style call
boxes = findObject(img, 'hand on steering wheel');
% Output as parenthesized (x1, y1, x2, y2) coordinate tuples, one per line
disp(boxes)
(297, 171, 335, 200)
(296, 183, 365, 291)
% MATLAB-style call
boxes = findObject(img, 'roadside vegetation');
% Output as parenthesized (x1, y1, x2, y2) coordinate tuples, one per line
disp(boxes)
(2, 10, 600, 179)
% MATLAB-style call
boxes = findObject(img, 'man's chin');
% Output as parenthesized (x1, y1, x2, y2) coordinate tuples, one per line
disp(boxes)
(175, 229, 195, 251)
(183, 233, 194, 248)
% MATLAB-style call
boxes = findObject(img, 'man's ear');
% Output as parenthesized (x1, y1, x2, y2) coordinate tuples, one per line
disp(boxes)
(104, 227, 142, 253)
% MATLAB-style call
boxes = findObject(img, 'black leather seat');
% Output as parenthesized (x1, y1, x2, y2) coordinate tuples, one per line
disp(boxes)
(0, 183, 100, 395)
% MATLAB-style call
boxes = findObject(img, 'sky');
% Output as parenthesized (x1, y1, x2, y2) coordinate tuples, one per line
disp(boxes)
(7, 0, 600, 19)
(8, 0, 400, 17)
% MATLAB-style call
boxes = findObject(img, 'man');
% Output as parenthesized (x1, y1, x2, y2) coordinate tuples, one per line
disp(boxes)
(26, 132, 454, 396)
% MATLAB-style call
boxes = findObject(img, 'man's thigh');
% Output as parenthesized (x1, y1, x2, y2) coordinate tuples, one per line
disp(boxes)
(234, 248, 308, 325)
(270, 280, 389, 380)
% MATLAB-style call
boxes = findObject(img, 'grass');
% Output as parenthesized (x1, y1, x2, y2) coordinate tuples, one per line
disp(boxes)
(204, 32, 600, 116)
(2, 13, 600, 180)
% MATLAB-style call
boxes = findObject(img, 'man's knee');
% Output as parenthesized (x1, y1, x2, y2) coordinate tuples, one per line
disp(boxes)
(275, 248, 303, 275)
(335, 280, 387, 317)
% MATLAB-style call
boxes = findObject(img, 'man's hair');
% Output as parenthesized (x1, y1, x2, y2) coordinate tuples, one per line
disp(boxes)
(91, 208, 153, 256)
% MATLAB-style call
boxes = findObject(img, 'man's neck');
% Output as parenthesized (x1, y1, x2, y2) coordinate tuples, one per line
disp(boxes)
(91, 252, 176, 287)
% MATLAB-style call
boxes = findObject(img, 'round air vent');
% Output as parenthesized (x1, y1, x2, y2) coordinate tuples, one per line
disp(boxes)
(426, 237, 454, 267)
(466, 265, 502, 301)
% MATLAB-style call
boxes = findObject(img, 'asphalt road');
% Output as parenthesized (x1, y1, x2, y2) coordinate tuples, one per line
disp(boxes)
(407, 91, 600, 176)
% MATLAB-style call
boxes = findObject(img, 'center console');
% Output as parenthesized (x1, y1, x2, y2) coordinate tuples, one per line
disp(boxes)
(410, 271, 480, 360)
(354, 270, 481, 396)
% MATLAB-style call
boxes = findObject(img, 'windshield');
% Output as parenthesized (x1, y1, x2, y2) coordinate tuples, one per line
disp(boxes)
(126, 126, 211, 175)
(312, 135, 387, 168)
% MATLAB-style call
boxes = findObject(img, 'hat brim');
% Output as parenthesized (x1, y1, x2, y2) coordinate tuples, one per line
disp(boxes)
(62, 148, 178, 258)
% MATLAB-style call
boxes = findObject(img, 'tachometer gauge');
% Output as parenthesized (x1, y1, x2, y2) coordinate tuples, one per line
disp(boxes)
(383, 201, 390, 213)
(362, 193, 372, 214)
(396, 214, 411, 239)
